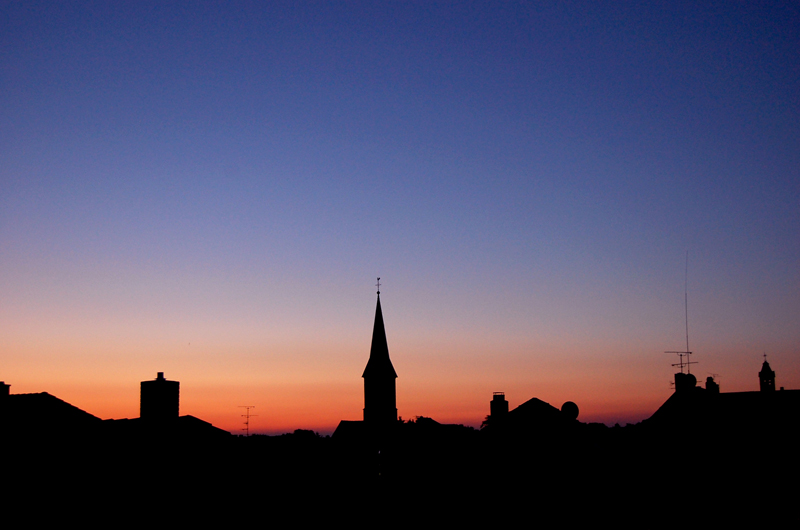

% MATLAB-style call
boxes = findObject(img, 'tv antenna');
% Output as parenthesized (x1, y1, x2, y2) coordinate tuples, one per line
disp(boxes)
(665, 251, 695, 373)
(239, 406, 257, 437)
(667, 351, 696, 374)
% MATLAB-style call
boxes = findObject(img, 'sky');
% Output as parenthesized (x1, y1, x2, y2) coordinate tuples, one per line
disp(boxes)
(2, 1, 798, 434)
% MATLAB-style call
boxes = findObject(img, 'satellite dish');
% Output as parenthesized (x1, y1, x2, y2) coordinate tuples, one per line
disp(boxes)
(561, 401, 579, 420)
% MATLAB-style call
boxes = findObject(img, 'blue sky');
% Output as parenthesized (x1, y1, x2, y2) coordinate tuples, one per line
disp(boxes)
(2, 1, 798, 432)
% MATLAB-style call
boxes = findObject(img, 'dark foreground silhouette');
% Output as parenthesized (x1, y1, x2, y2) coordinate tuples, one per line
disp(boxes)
(2, 376, 797, 525)
(2, 294, 796, 523)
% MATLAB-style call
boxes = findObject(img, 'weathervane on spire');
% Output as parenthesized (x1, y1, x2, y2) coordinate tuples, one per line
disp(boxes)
(376, 277, 381, 295)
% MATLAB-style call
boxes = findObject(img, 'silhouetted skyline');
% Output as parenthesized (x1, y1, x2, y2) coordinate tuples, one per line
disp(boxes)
(2, 2, 798, 433)
(3, 288, 797, 525)
(3, 292, 795, 440)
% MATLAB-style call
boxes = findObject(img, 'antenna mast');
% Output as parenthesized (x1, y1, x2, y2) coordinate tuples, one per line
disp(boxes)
(239, 406, 257, 437)
(667, 351, 696, 374)
(665, 251, 696, 376)
(684, 250, 690, 355)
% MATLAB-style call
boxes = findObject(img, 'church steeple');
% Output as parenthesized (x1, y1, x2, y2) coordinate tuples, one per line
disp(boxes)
(363, 280, 397, 424)
(759, 356, 776, 392)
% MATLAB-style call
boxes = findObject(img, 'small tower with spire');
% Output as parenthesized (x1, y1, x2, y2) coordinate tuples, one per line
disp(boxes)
(362, 278, 398, 424)
(759, 355, 776, 392)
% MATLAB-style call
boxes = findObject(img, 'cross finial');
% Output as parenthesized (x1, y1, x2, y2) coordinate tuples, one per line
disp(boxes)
(376, 277, 381, 294)
(763, 352, 768, 362)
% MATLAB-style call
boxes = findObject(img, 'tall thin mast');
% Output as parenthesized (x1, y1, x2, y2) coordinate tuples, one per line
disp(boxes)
(684, 250, 690, 359)
(666, 251, 695, 379)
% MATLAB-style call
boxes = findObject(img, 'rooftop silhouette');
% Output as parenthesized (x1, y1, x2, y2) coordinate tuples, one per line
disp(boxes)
(2, 289, 798, 523)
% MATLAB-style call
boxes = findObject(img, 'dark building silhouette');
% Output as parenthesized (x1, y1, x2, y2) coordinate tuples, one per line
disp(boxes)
(646, 358, 800, 433)
(490, 391, 508, 422)
(0, 383, 103, 434)
(759, 358, 776, 392)
(674, 371, 697, 392)
(333, 288, 400, 442)
(481, 394, 587, 438)
(108, 372, 229, 440)
(362, 290, 397, 424)
(1, 375, 229, 448)
(140, 372, 180, 420)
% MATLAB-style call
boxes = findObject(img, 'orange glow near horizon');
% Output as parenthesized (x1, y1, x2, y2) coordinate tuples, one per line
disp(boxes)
(5, 297, 799, 435)
(6, 336, 797, 435)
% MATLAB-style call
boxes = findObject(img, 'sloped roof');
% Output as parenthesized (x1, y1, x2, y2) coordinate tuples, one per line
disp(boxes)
(4, 392, 102, 432)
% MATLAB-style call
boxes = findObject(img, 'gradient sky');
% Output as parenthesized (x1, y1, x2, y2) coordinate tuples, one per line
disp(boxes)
(2, 1, 798, 434)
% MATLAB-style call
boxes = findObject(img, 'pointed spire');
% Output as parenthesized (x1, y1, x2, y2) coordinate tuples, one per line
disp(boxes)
(362, 290, 397, 378)
(363, 281, 398, 424)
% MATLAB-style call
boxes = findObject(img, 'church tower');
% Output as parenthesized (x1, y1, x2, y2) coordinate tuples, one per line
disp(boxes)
(759, 357, 776, 392)
(362, 281, 397, 424)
